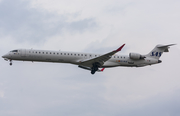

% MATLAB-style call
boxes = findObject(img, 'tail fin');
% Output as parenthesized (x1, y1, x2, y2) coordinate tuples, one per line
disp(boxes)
(146, 44, 176, 59)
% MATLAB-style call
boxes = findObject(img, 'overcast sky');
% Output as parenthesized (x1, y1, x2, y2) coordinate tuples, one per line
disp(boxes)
(0, 0, 180, 116)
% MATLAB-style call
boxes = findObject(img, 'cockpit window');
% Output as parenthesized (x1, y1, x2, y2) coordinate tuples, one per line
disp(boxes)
(10, 50, 18, 52)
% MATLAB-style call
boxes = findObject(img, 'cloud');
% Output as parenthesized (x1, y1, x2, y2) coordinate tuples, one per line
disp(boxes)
(0, 0, 97, 45)
(0, 91, 4, 98)
(119, 90, 180, 116)
(0, 0, 180, 116)
(29, 0, 180, 51)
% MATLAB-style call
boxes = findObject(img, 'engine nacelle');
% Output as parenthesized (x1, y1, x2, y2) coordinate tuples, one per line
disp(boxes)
(129, 53, 145, 60)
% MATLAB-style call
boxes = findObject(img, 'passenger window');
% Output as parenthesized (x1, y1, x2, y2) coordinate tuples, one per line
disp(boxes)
(54, 53, 55, 54)
(57, 53, 59, 55)
(74, 54, 76, 56)
(78, 54, 80, 56)
(81, 54, 83, 56)
(46, 52, 48, 54)
(64, 53, 66, 55)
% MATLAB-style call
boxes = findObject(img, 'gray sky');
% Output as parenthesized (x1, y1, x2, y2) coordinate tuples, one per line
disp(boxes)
(0, 0, 180, 116)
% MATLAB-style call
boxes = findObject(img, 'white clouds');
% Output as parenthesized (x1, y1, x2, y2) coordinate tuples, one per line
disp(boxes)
(0, 0, 180, 116)
(0, 90, 4, 98)
(0, 0, 98, 46)
(103, 47, 180, 107)
(0, 82, 4, 98)
(0, 0, 176, 52)
(28, 0, 180, 52)
(30, 0, 108, 17)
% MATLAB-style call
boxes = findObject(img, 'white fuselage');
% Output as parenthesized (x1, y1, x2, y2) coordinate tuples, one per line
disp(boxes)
(2, 49, 159, 68)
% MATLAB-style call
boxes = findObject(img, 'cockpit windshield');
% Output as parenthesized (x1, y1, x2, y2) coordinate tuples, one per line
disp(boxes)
(10, 50, 18, 52)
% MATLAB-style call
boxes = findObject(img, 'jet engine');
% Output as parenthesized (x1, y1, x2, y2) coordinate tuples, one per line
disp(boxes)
(129, 53, 145, 60)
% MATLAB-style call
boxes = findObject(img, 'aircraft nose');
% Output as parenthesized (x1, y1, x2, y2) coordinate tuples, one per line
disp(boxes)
(2, 54, 8, 58)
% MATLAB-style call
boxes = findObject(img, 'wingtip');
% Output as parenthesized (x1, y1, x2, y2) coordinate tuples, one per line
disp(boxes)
(101, 68, 105, 72)
(115, 44, 125, 52)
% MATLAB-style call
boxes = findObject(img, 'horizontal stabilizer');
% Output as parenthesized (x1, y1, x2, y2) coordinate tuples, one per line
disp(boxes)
(157, 44, 176, 48)
(157, 44, 176, 52)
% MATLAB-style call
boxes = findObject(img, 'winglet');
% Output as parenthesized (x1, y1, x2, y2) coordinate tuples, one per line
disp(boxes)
(101, 68, 105, 72)
(115, 44, 125, 52)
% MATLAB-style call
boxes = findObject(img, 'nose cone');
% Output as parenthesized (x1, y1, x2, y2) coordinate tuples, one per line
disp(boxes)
(2, 55, 5, 58)
(2, 54, 8, 58)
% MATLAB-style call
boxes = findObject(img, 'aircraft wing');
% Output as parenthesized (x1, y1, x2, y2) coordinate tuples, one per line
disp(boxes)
(80, 44, 125, 67)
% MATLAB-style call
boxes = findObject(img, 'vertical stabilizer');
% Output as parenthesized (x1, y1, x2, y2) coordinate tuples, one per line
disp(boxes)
(146, 44, 176, 59)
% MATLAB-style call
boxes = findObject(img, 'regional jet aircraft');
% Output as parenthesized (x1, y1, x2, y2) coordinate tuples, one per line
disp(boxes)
(2, 44, 175, 74)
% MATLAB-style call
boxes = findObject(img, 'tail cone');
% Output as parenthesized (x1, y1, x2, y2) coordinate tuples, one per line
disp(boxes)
(158, 60, 162, 63)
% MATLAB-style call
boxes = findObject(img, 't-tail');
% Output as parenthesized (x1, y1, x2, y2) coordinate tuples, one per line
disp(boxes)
(146, 44, 176, 60)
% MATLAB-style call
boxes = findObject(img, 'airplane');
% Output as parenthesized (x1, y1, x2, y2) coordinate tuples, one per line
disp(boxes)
(2, 44, 175, 74)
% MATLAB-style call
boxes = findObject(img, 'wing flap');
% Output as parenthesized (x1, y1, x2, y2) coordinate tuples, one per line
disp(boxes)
(78, 65, 105, 72)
